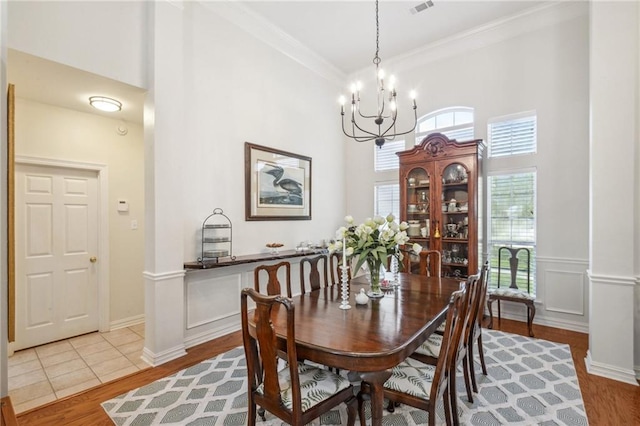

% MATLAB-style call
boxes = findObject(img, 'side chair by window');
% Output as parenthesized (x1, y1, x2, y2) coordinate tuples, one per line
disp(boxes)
(357, 289, 467, 426)
(241, 288, 357, 426)
(254, 261, 292, 298)
(487, 247, 535, 337)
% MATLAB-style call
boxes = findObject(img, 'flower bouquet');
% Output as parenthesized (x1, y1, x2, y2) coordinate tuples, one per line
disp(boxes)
(329, 215, 422, 297)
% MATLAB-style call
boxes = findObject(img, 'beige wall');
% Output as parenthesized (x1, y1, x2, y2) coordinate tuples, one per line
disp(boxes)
(13, 98, 144, 326)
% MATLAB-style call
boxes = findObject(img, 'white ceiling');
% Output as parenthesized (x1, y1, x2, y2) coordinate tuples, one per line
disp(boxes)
(8, 1, 545, 124)
(241, 1, 542, 75)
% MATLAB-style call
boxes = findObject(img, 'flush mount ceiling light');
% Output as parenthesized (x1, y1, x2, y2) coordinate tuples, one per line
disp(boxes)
(339, 0, 417, 148)
(89, 96, 122, 112)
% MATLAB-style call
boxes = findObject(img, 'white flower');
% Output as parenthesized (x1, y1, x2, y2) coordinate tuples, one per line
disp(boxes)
(386, 214, 395, 223)
(345, 215, 354, 224)
(389, 222, 399, 231)
(345, 247, 354, 256)
(373, 215, 385, 225)
(412, 243, 422, 253)
(399, 221, 409, 231)
(335, 226, 348, 239)
(364, 217, 376, 228)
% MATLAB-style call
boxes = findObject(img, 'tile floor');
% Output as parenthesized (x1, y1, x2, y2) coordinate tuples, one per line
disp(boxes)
(8, 323, 150, 414)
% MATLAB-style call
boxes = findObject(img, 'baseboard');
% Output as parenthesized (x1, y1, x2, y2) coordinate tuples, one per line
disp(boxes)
(485, 308, 589, 334)
(141, 344, 187, 367)
(184, 323, 242, 349)
(109, 314, 145, 331)
(585, 350, 639, 386)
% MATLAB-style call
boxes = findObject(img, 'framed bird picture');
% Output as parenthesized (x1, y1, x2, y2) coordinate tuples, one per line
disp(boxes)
(245, 142, 311, 221)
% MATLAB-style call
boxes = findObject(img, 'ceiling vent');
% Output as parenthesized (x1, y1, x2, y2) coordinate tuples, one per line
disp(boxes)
(410, 1, 435, 14)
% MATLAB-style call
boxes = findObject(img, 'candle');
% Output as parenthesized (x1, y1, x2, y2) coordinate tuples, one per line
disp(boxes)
(342, 237, 346, 266)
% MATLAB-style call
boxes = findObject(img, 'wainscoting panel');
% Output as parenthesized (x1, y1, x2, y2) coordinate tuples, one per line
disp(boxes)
(544, 269, 585, 315)
(499, 256, 589, 333)
(183, 257, 307, 348)
(186, 272, 242, 330)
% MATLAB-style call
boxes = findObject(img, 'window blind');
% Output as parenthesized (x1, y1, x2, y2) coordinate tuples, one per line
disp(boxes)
(489, 115, 536, 157)
(374, 140, 405, 171)
(374, 183, 400, 219)
(487, 172, 536, 294)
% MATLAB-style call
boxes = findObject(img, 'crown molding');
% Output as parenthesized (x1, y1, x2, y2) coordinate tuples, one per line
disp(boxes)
(349, 1, 589, 79)
(199, 1, 346, 86)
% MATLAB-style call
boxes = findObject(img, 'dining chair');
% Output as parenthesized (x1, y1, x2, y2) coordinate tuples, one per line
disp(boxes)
(357, 289, 467, 426)
(299, 254, 329, 294)
(241, 288, 357, 426)
(254, 261, 292, 298)
(487, 247, 535, 337)
(419, 250, 442, 277)
(410, 273, 480, 411)
(468, 261, 490, 393)
(329, 252, 350, 286)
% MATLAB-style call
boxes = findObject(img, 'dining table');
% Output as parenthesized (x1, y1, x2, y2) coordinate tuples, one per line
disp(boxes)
(264, 272, 463, 426)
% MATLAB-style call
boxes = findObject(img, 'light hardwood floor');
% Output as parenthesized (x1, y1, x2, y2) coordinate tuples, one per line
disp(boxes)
(14, 318, 640, 425)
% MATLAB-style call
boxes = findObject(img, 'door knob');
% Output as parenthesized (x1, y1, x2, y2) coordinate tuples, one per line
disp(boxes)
(90, 256, 97, 263)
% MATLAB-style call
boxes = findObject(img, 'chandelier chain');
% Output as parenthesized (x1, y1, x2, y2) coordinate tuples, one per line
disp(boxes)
(373, 0, 380, 66)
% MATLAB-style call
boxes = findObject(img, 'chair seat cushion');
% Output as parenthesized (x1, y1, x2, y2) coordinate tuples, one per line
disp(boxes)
(414, 333, 443, 357)
(489, 287, 535, 300)
(256, 363, 351, 412)
(384, 357, 436, 400)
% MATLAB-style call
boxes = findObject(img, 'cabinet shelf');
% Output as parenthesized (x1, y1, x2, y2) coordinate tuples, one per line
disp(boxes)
(442, 238, 468, 243)
(443, 262, 469, 267)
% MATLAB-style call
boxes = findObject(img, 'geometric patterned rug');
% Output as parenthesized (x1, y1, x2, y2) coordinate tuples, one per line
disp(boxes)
(102, 330, 589, 425)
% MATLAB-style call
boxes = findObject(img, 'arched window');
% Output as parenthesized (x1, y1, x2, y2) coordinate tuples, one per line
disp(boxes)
(415, 106, 474, 144)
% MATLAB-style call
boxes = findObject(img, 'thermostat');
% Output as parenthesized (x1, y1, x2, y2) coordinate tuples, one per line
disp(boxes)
(117, 199, 129, 212)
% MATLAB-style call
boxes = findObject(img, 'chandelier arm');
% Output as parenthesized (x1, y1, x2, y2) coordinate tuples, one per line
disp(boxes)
(380, 108, 418, 139)
(342, 116, 378, 142)
(350, 117, 382, 138)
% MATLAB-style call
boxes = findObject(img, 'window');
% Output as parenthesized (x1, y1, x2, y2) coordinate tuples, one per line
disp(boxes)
(415, 107, 474, 144)
(374, 183, 399, 219)
(374, 140, 405, 172)
(487, 172, 537, 295)
(488, 113, 536, 157)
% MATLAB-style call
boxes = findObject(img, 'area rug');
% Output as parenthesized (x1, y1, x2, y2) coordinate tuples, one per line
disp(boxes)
(102, 330, 588, 425)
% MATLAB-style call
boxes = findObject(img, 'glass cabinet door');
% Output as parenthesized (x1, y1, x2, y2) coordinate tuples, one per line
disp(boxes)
(404, 167, 431, 272)
(440, 163, 470, 279)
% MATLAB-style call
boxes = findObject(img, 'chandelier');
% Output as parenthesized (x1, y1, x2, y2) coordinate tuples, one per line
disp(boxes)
(340, 0, 417, 148)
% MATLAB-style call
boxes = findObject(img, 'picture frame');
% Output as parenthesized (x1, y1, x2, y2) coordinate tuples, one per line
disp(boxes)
(245, 142, 311, 221)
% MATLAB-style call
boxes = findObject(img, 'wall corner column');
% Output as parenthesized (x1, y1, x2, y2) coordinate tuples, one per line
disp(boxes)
(587, 1, 639, 386)
(142, 0, 187, 366)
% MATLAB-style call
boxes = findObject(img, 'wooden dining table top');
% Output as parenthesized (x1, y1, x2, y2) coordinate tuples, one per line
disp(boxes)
(269, 272, 463, 371)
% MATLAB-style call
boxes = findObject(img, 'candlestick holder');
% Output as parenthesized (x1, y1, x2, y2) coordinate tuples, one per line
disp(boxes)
(391, 253, 400, 289)
(339, 264, 351, 310)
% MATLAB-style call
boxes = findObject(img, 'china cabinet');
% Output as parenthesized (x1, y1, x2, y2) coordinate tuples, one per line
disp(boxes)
(397, 133, 484, 278)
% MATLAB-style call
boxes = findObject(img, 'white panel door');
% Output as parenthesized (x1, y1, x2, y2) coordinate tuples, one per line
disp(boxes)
(15, 164, 99, 350)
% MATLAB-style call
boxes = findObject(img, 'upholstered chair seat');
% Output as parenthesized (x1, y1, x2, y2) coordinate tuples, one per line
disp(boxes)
(414, 334, 443, 358)
(383, 357, 437, 400)
(256, 363, 352, 412)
